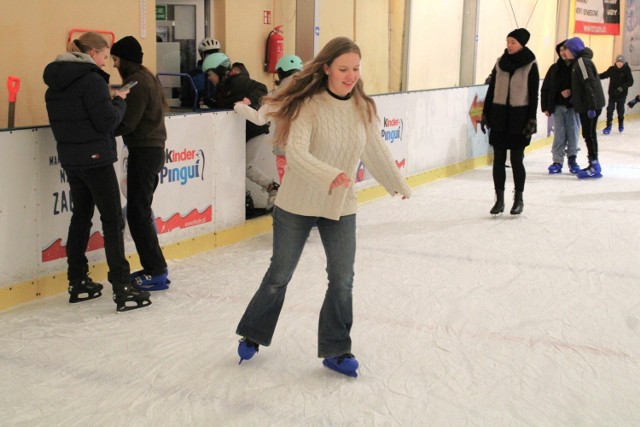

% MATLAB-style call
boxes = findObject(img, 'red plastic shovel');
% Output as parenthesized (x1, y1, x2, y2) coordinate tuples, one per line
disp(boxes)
(7, 76, 20, 128)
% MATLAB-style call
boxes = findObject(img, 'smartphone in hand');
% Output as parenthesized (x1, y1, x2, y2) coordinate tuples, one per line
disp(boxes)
(119, 81, 138, 91)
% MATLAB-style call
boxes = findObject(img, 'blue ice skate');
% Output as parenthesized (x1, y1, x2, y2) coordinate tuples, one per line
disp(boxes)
(131, 268, 170, 291)
(603, 125, 611, 135)
(576, 160, 602, 179)
(547, 163, 562, 174)
(568, 162, 581, 174)
(619, 126, 624, 133)
(322, 353, 359, 378)
(567, 156, 580, 174)
(238, 338, 259, 364)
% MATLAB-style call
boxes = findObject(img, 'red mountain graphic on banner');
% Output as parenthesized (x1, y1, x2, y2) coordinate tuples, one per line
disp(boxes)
(157, 206, 212, 234)
(41, 231, 105, 262)
(41, 206, 212, 262)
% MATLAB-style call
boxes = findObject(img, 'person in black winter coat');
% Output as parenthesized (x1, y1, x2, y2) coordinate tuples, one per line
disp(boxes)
(599, 55, 634, 134)
(217, 62, 270, 141)
(563, 37, 606, 179)
(540, 41, 582, 174)
(482, 28, 539, 216)
(43, 32, 151, 312)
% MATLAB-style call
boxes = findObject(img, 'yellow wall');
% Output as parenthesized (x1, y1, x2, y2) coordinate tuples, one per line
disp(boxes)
(0, 0, 157, 128)
(0, 0, 627, 128)
(407, 0, 464, 90)
(215, 0, 296, 90)
(355, 0, 390, 95)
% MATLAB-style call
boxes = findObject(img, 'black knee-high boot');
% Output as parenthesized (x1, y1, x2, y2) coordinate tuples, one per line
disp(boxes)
(510, 191, 524, 215)
(490, 191, 504, 215)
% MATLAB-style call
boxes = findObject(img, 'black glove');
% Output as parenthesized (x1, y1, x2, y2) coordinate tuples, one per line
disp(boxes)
(628, 95, 640, 109)
(480, 115, 487, 134)
(202, 96, 216, 108)
(523, 119, 537, 139)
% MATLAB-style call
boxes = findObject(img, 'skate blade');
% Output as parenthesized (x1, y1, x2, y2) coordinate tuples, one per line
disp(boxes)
(116, 299, 152, 312)
(69, 291, 102, 303)
(135, 282, 170, 292)
(322, 360, 358, 378)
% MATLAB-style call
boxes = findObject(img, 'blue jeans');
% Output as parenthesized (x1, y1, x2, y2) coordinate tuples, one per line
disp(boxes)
(236, 207, 356, 358)
(65, 165, 130, 285)
(551, 105, 581, 164)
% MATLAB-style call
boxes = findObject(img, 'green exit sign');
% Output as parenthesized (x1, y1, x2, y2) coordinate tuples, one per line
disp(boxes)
(156, 5, 167, 21)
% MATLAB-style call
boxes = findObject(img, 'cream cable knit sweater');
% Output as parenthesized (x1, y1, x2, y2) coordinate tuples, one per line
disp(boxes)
(274, 91, 411, 220)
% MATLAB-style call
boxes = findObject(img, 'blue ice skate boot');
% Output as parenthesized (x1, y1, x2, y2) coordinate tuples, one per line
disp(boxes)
(131, 268, 170, 291)
(68, 276, 103, 303)
(547, 163, 562, 174)
(238, 338, 259, 364)
(619, 126, 624, 133)
(567, 156, 581, 174)
(576, 160, 602, 179)
(322, 353, 359, 378)
(602, 125, 611, 135)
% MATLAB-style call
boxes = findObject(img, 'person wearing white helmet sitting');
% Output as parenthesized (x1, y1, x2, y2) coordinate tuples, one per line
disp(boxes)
(181, 37, 221, 109)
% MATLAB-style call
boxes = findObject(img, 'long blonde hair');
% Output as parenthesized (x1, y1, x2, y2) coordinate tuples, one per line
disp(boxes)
(67, 32, 109, 54)
(265, 37, 377, 146)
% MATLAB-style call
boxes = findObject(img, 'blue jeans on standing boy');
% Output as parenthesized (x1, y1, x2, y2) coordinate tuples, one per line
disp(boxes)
(236, 207, 356, 358)
(551, 105, 581, 164)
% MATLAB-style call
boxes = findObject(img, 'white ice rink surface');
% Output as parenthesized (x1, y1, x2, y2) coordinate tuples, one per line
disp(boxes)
(2, 123, 640, 426)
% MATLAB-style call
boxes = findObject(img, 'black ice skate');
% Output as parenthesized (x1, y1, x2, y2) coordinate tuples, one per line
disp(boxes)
(68, 277, 103, 303)
(490, 191, 504, 216)
(112, 282, 151, 312)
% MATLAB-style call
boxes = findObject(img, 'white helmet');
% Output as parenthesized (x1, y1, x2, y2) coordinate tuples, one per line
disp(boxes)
(198, 38, 221, 55)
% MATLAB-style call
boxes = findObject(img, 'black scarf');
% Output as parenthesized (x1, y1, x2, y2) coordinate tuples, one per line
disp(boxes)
(498, 47, 536, 74)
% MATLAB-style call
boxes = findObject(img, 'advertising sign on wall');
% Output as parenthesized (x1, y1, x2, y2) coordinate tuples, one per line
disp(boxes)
(574, 0, 620, 35)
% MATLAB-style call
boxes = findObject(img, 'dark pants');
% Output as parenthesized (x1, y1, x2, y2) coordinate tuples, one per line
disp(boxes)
(489, 130, 527, 193)
(66, 165, 129, 285)
(579, 110, 601, 161)
(237, 207, 356, 358)
(126, 146, 167, 275)
(605, 97, 625, 127)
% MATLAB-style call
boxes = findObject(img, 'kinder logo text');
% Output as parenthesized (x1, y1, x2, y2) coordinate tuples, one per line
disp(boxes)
(381, 117, 404, 143)
(161, 148, 206, 185)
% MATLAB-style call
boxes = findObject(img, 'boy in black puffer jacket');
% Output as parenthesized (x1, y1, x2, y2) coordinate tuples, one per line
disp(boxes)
(599, 55, 634, 134)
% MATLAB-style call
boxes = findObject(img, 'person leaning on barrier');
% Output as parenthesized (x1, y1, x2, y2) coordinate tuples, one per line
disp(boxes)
(43, 32, 151, 312)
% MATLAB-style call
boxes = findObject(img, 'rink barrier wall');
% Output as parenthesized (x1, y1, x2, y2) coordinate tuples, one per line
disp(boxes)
(1, 80, 623, 312)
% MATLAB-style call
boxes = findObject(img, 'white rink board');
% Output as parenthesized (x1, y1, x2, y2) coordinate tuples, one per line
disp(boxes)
(0, 87, 556, 288)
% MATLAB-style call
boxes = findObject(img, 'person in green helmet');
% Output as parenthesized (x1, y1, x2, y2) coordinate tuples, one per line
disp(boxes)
(233, 54, 305, 210)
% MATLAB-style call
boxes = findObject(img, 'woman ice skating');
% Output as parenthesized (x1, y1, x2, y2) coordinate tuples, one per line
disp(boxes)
(482, 28, 539, 215)
(235, 37, 412, 378)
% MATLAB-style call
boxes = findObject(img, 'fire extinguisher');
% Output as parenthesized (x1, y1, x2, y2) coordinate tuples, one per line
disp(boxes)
(264, 25, 284, 73)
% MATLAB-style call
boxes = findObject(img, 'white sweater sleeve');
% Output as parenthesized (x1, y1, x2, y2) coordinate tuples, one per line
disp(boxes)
(233, 102, 272, 125)
(360, 123, 412, 198)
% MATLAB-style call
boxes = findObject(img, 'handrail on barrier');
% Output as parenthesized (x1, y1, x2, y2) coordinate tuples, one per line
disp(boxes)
(67, 28, 116, 45)
(156, 72, 199, 111)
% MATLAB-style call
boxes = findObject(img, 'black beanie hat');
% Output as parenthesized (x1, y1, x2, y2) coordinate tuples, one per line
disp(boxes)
(111, 36, 143, 64)
(507, 28, 530, 47)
